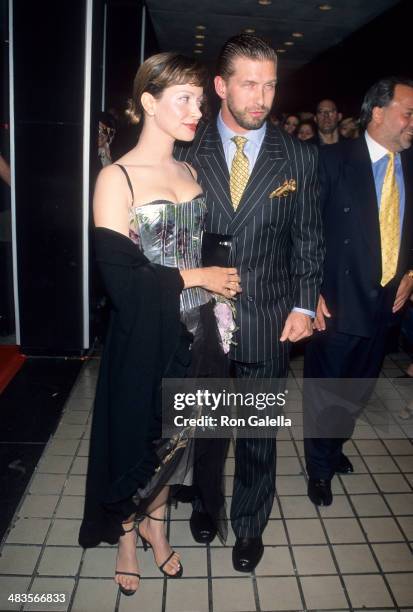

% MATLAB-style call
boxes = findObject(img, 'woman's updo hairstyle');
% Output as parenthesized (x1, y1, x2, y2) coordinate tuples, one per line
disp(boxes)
(126, 51, 208, 125)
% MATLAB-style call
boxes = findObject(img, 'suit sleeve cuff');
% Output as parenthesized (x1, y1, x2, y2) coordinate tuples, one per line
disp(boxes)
(293, 306, 315, 318)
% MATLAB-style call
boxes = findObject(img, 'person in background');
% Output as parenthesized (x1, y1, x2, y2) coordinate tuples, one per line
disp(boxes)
(269, 111, 280, 126)
(283, 113, 299, 135)
(299, 111, 315, 122)
(297, 119, 317, 143)
(339, 116, 360, 139)
(304, 77, 413, 507)
(98, 111, 117, 167)
(314, 98, 342, 145)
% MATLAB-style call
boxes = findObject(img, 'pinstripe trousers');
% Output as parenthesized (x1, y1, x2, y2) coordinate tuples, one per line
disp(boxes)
(193, 352, 289, 537)
(230, 354, 288, 537)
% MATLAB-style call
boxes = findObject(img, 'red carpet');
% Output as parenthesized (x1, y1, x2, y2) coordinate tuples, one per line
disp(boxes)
(0, 346, 26, 394)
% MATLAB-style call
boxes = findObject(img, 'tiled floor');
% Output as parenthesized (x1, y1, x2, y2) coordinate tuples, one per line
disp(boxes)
(1, 353, 413, 611)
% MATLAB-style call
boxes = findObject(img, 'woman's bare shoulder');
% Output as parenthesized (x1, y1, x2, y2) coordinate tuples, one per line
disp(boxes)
(96, 162, 124, 184)
(95, 162, 135, 209)
(93, 165, 131, 234)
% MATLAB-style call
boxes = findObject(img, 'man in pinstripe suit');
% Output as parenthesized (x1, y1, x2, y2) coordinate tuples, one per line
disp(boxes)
(176, 34, 324, 572)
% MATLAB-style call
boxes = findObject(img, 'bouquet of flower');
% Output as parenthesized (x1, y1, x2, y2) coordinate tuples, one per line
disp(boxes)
(214, 297, 238, 354)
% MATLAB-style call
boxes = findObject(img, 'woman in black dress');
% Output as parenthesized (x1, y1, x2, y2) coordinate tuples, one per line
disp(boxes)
(78, 52, 240, 596)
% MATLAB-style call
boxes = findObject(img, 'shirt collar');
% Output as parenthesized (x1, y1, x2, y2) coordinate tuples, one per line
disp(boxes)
(217, 110, 266, 148)
(365, 130, 394, 164)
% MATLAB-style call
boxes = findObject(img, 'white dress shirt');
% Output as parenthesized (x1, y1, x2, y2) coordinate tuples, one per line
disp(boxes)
(217, 111, 266, 172)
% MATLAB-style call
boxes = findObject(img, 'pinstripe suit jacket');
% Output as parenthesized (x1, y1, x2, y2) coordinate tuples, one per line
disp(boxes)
(175, 120, 324, 363)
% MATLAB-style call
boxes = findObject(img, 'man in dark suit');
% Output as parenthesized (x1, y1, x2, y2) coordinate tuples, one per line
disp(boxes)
(176, 34, 324, 571)
(304, 77, 413, 507)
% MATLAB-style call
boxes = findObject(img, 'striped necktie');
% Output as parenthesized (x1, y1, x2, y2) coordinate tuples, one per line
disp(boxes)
(230, 136, 249, 210)
(379, 152, 400, 286)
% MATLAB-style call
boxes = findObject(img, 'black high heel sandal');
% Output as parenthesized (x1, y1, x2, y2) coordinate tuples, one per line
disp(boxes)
(115, 522, 141, 596)
(137, 514, 183, 578)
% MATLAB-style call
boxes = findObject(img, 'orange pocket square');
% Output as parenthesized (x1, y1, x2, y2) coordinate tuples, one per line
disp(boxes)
(269, 179, 297, 198)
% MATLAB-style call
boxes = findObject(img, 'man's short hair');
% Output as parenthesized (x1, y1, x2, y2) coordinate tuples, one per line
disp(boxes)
(316, 99, 338, 113)
(360, 76, 413, 129)
(217, 33, 277, 80)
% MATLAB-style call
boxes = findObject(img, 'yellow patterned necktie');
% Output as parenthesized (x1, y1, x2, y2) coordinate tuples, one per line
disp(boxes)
(379, 152, 400, 286)
(230, 136, 249, 210)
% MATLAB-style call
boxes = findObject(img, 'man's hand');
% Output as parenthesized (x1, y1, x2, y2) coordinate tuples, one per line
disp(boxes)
(280, 311, 313, 343)
(393, 274, 413, 313)
(313, 294, 331, 331)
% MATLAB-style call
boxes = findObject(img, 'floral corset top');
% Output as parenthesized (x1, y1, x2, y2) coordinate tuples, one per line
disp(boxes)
(129, 196, 210, 313)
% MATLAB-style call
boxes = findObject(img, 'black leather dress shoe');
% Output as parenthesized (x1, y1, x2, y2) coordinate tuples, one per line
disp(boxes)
(189, 511, 217, 544)
(308, 478, 333, 506)
(232, 537, 264, 573)
(335, 453, 354, 474)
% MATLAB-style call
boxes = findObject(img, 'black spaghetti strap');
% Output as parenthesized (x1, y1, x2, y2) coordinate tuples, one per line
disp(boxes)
(115, 164, 134, 203)
(183, 161, 195, 180)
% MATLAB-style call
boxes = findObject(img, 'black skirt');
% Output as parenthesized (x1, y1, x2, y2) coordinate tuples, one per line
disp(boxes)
(132, 299, 229, 542)
(79, 299, 229, 547)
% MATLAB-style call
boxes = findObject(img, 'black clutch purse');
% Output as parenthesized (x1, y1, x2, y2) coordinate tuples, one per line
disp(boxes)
(202, 232, 232, 267)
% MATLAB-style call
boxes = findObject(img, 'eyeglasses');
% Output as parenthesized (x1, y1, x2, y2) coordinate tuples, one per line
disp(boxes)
(317, 109, 337, 116)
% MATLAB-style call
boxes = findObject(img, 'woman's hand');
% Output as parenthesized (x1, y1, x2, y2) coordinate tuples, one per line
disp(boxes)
(202, 267, 241, 298)
(180, 267, 241, 299)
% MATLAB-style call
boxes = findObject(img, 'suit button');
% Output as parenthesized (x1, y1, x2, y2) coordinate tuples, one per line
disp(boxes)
(344, 269, 350, 275)
(247, 296, 254, 302)
(369, 289, 378, 298)
(343, 207, 350, 213)
(344, 238, 350, 245)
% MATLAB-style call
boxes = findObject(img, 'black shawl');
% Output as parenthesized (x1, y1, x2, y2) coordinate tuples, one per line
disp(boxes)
(79, 227, 190, 547)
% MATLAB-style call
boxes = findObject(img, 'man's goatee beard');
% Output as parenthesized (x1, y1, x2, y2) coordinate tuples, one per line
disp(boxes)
(227, 101, 269, 131)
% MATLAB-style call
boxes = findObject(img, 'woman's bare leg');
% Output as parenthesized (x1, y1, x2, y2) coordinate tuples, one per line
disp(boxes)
(138, 486, 181, 574)
(114, 513, 140, 592)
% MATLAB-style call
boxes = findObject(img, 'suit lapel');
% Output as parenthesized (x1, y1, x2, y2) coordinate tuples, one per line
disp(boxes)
(344, 138, 381, 260)
(229, 125, 290, 235)
(193, 122, 234, 222)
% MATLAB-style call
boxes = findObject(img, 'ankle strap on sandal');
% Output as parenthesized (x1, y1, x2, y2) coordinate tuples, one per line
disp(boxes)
(145, 513, 165, 522)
